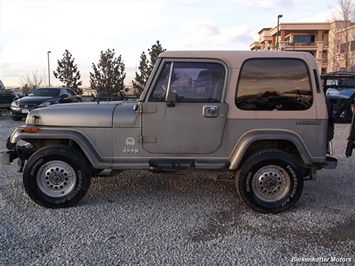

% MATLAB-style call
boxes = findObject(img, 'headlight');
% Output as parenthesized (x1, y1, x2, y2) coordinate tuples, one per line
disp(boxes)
(11, 101, 19, 107)
(37, 101, 52, 108)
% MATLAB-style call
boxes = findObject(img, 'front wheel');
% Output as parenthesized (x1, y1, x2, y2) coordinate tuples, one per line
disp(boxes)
(237, 150, 303, 213)
(23, 145, 91, 208)
(11, 116, 22, 121)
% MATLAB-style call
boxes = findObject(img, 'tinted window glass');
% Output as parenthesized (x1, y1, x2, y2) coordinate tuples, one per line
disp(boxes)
(236, 58, 313, 111)
(30, 88, 61, 97)
(66, 88, 76, 96)
(294, 35, 315, 43)
(149, 62, 225, 103)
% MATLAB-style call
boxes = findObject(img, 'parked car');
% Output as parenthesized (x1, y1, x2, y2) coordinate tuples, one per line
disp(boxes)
(10, 87, 82, 121)
(0, 79, 4, 90)
(0, 89, 16, 110)
(322, 71, 355, 123)
(0, 80, 16, 110)
(12, 89, 24, 98)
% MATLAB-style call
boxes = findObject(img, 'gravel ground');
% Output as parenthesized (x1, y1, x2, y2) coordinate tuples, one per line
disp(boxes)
(0, 113, 354, 265)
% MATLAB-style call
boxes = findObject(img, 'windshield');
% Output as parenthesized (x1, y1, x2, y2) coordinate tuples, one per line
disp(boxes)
(29, 88, 61, 97)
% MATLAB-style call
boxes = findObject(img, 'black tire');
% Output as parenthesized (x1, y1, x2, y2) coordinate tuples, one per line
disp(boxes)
(237, 150, 303, 213)
(23, 145, 91, 208)
(11, 116, 22, 121)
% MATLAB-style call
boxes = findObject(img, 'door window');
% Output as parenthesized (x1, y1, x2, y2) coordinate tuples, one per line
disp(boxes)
(149, 61, 225, 103)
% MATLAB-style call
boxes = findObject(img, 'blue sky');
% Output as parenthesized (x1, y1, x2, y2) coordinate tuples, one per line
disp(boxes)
(0, 0, 341, 88)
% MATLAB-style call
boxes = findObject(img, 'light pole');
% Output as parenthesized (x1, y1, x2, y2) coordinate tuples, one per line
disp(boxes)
(47, 51, 51, 86)
(276, 14, 283, 50)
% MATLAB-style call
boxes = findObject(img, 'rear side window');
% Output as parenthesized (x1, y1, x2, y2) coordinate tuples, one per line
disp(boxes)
(236, 58, 313, 111)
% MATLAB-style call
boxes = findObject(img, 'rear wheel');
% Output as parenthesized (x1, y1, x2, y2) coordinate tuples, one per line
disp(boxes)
(237, 150, 303, 213)
(23, 145, 91, 208)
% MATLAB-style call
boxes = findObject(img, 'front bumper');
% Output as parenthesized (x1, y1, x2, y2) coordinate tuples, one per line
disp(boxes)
(10, 106, 31, 118)
(1, 136, 34, 172)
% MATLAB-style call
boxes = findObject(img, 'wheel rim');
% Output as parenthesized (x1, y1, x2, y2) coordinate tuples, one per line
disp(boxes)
(36, 160, 76, 198)
(252, 165, 291, 202)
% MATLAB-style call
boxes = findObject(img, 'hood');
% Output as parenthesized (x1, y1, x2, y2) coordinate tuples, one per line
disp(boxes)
(17, 96, 55, 105)
(26, 101, 137, 127)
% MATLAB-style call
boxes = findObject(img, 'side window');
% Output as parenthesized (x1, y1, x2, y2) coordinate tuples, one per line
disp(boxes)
(149, 61, 225, 103)
(149, 62, 172, 102)
(66, 89, 76, 96)
(61, 89, 72, 96)
(236, 58, 313, 111)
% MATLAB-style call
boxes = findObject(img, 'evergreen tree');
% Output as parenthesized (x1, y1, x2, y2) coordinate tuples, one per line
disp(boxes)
(132, 51, 149, 94)
(90, 49, 126, 98)
(148, 40, 166, 72)
(53, 50, 83, 94)
(132, 40, 166, 95)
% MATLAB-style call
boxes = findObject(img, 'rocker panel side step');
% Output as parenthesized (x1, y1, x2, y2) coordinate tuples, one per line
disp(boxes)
(149, 159, 229, 171)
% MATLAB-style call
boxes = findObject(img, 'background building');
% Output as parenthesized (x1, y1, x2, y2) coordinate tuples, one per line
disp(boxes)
(250, 20, 355, 74)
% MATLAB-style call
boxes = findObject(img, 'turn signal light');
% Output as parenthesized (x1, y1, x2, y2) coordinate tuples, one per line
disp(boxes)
(21, 127, 39, 133)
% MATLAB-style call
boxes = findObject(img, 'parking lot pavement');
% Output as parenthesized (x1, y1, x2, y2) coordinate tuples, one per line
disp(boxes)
(0, 114, 354, 265)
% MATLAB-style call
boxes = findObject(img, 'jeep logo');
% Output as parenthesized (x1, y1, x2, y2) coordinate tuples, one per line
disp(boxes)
(122, 147, 139, 154)
(125, 137, 136, 147)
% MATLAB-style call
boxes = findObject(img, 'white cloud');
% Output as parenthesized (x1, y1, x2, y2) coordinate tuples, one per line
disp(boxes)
(166, 22, 252, 52)
(0, 0, 341, 87)
(218, 25, 253, 44)
(183, 21, 220, 36)
(298, 7, 338, 22)
(243, 0, 294, 10)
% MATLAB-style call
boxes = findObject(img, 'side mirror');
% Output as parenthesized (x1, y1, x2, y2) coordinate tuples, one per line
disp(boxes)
(165, 91, 178, 107)
(60, 93, 69, 100)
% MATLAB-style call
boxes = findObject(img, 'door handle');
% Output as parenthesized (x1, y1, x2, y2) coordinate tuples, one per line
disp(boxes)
(203, 106, 218, 118)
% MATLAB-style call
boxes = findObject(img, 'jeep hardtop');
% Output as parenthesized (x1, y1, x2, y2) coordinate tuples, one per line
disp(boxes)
(1, 50, 338, 213)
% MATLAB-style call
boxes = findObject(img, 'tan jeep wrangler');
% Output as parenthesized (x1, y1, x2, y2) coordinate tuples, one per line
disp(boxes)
(2, 51, 337, 213)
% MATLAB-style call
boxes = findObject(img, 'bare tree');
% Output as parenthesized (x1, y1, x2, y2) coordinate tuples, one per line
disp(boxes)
(19, 70, 47, 94)
(328, 0, 355, 71)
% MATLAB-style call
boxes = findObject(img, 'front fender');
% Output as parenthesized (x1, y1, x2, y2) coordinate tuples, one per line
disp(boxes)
(9, 127, 112, 169)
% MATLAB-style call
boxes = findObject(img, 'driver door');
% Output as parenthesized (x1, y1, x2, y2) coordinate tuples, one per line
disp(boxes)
(141, 60, 228, 154)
